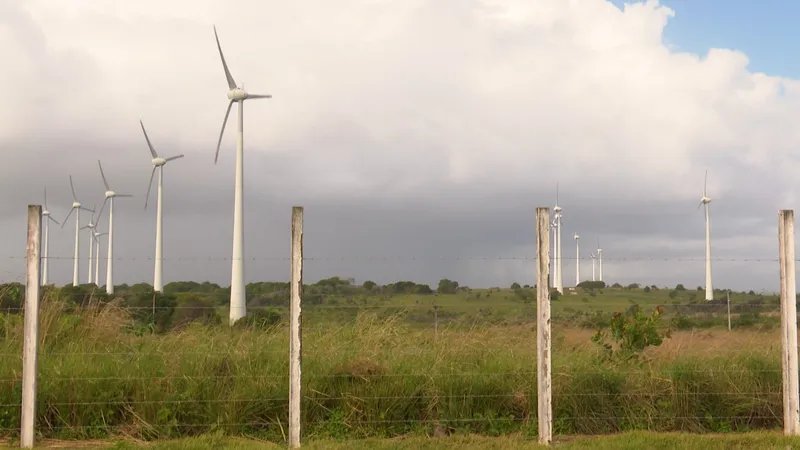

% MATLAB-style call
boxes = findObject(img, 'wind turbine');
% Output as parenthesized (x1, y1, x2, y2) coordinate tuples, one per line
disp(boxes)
(574, 233, 580, 286)
(96, 161, 132, 295)
(551, 216, 558, 289)
(553, 183, 563, 294)
(41, 188, 60, 286)
(93, 228, 108, 287)
(212, 25, 272, 325)
(590, 252, 597, 282)
(698, 169, 713, 301)
(597, 239, 603, 282)
(61, 176, 93, 287)
(141, 120, 185, 293)
(80, 206, 98, 284)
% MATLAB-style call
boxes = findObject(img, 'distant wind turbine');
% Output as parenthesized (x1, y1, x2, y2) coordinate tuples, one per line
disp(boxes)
(96, 161, 132, 295)
(93, 228, 108, 287)
(698, 169, 713, 301)
(597, 239, 603, 282)
(212, 25, 272, 325)
(553, 183, 563, 294)
(41, 188, 60, 286)
(80, 206, 98, 285)
(61, 176, 93, 287)
(141, 120, 185, 293)
(590, 252, 596, 282)
(574, 233, 580, 286)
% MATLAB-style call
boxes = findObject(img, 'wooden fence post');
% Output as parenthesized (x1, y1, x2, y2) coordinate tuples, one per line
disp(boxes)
(21, 205, 42, 448)
(779, 209, 799, 435)
(536, 207, 552, 445)
(289, 206, 304, 447)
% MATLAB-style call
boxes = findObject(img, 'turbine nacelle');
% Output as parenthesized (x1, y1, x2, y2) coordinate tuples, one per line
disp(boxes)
(105, 190, 116, 198)
(72, 202, 81, 209)
(574, 234, 580, 240)
(227, 88, 249, 101)
(43, 210, 50, 216)
(553, 205, 562, 213)
(152, 157, 167, 167)
(701, 196, 712, 204)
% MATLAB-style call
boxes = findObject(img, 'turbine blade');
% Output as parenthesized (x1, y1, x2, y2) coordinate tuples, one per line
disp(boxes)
(69, 175, 78, 202)
(140, 120, 159, 158)
(49, 216, 60, 225)
(115, 194, 133, 198)
(98, 160, 111, 191)
(704, 169, 708, 196)
(61, 208, 74, 228)
(80, 225, 89, 230)
(96, 197, 109, 222)
(165, 154, 185, 162)
(144, 166, 157, 210)
(215, 100, 234, 164)
(697, 201, 704, 210)
(44, 187, 48, 210)
(213, 25, 237, 90)
(247, 94, 272, 99)
(80, 206, 94, 213)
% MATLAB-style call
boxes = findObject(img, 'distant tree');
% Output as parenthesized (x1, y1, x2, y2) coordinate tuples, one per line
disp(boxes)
(577, 281, 606, 289)
(675, 284, 686, 291)
(511, 282, 521, 290)
(697, 286, 703, 291)
(437, 279, 459, 295)
(523, 284, 531, 289)
(611, 283, 623, 288)
(362, 280, 377, 291)
(668, 290, 679, 299)
(643, 286, 651, 293)
(627, 283, 640, 289)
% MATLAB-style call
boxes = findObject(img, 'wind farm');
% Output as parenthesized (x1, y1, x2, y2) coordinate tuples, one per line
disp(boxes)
(5, 6, 800, 449)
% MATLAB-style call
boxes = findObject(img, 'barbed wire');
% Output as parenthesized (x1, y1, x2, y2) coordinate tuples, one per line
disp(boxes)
(0, 255, 788, 262)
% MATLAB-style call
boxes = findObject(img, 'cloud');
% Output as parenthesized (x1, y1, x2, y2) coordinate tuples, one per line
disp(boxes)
(0, 0, 797, 292)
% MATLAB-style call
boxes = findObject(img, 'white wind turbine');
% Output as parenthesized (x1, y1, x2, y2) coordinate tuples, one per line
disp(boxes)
(574, 233, 580, 286)
(80, 206, 98, 284)
(141, 120, 185, 293)
(41, 188, 60, 286)
(590, 252, 597, 282)
(698, 169, 713, 301)
(61, 176, 93, 287)
(93, 227, 108, 287)
(597, 239, 603, 282)
(553, 184, 563, 294)
(212, 25, 272, 325)
(96, 161, 132, 295)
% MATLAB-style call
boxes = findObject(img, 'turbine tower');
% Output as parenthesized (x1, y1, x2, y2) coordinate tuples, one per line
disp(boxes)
(597, 239, 603, 282)
(551, 217, 558, 289)
(80, 207, 98, 284)
(141, 120, 185, 293)
(698, 169, 713, 301)
(212, 25, 272, 325)
(93, 228, 108, 287)
(553, 184, 563, 294)
(96, 161, 132, 295)
(41, 188, 60, 286)
(574, 233, 580, 286)
(590, 252, 596, 282)
(61, 176, 93, 287)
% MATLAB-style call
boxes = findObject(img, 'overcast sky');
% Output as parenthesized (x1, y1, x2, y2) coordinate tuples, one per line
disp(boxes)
(1, 0, 798, 292)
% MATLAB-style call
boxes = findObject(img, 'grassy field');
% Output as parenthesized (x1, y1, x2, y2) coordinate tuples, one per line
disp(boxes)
(0, 282, 789, 445)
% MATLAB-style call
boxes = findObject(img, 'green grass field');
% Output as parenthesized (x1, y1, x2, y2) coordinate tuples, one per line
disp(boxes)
(0, 281, 790, 446)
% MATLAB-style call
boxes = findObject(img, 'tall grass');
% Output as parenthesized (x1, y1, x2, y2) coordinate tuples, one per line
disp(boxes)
(0, 296, 786, 441)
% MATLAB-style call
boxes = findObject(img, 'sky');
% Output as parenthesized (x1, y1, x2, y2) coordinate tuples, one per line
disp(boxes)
(1, 0, 798, 292)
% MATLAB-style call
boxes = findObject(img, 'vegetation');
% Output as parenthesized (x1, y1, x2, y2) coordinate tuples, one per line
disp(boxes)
(0, 280, 791, 444)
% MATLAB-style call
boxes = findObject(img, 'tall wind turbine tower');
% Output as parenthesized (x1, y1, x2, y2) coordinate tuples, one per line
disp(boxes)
(590, 253, 596, 282)
(574, 233, 580, 286)
(212, 25, 272, 325)
(551, 216, 558, 289)
(141, 120, 185, 293)
(61, 176, 92, 287)
(96, 161, 132, 295)
(698, 169, 713, 301)
(597, 239, 603, 282)
(553, 184, 563, 293)
(41, 188, 60, 286)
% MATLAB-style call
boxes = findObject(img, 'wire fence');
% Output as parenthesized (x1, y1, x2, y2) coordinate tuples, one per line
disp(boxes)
(3, 205, 800, 446)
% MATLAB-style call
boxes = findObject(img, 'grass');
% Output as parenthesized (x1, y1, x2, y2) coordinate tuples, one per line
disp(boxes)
(9, 431, 800, 449)
(0, 290, 789, 443)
